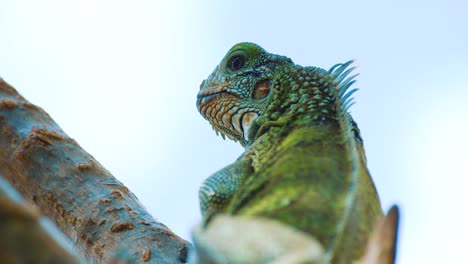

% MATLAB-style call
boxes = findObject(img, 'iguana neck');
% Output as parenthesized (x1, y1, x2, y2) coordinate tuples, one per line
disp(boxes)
(246, 65, 341, 145)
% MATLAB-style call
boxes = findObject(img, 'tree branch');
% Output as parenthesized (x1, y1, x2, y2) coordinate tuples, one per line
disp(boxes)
(0, 176, 82, 263)
(0, 78, 190, 263)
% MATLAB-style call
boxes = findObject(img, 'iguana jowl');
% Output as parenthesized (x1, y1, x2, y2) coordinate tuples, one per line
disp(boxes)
(195, 43, 387, 263)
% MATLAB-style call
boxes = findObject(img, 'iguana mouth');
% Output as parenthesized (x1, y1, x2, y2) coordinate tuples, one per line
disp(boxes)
(197, 90, 225, 103)
(197, 89, 239, 103)
(197, 88, 259, 146)
(197, 80, 260, 146)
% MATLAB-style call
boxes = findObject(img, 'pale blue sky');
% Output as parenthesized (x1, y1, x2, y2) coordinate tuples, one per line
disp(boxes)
(1, 1, 467, 263)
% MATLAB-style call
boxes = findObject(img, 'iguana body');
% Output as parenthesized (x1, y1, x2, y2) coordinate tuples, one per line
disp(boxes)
(196, 43, 383, 263)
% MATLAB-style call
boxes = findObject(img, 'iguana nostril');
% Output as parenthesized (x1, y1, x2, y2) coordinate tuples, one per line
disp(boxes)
(200, 80, 206, 90)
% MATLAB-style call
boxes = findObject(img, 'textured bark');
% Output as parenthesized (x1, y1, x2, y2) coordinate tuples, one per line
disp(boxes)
(0, 78, 190, 263)
(0, 176, 81, 263)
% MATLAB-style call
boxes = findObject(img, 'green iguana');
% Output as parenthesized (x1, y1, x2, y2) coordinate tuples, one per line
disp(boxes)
(192, 43, 398, 263)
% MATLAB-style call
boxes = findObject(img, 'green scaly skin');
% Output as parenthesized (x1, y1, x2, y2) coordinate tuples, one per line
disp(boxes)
(196, 42, 383, 262)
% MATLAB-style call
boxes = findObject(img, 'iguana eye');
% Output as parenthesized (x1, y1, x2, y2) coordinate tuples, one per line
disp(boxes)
(227, 55, 246, 72)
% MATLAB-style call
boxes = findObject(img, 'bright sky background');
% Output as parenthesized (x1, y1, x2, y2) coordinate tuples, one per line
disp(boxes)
(1, 1, 467, 263)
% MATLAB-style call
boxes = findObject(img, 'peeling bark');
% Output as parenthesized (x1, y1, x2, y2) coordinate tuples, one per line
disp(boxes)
(0, 78, 190, 263)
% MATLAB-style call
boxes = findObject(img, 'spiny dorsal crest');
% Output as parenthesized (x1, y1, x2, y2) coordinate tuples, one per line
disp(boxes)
(328, 60, 363, 143)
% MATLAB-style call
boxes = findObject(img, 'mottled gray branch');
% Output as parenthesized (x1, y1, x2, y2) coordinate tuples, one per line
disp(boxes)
(0, 176, 81, 263)
(0, 78, 190, 263)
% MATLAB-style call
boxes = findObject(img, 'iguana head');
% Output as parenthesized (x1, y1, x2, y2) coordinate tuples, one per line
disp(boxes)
(196, 42, 293, 146)
(197, 42, 360, 147)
